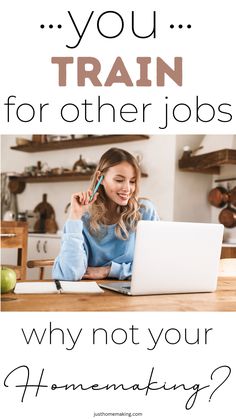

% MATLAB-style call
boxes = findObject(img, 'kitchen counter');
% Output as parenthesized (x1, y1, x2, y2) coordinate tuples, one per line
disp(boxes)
(28, 232, 62, 238)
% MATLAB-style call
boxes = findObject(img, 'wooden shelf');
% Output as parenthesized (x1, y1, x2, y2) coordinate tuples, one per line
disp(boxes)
(178, 149, 236, 174)
(10, 173, 93, 183)
(9, 172, 148, 184)
(10, 135, 149, 153)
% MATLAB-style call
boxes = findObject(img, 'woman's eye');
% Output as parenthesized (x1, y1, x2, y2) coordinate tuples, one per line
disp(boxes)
(114, 179, 135, 184)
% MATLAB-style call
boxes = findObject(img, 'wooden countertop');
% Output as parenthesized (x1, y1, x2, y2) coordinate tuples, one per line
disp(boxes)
(1, 277, 236, 312)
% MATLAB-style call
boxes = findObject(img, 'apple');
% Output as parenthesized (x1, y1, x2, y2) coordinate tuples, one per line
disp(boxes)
(1, 266, 16, 293)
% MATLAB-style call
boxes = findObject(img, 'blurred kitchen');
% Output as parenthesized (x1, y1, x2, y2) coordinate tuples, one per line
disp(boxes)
(1, 134, 236, 279)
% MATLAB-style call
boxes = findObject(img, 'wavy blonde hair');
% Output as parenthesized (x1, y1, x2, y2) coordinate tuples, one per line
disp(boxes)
(88, 148, 142, 240)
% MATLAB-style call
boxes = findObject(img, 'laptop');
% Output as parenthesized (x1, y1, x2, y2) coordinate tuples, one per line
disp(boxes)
(99, 221, 224, 295)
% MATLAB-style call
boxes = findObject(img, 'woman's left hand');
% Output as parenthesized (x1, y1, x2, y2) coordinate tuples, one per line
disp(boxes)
(83, 266, 110, 279)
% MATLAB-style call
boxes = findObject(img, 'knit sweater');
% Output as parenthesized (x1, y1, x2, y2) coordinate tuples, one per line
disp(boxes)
(52, 199, 158, 281)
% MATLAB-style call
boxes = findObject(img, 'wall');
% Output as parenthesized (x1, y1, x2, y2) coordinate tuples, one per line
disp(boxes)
(1, 134, 176, 228)
(1, 134, 236, 243)
(173, 135, 213, 222)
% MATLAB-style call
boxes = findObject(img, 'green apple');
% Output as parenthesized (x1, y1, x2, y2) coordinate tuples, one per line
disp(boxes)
(1, 266, 16, 293)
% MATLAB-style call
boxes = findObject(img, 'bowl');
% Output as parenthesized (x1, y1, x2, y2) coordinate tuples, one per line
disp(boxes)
(16, 137, 31, 146)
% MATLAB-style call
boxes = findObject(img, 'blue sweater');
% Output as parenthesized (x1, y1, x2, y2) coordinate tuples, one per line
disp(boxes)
(52, 199, 158, 281)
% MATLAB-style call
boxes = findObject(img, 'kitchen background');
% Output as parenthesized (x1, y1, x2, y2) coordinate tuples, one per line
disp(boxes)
(1, 134, 236, 279)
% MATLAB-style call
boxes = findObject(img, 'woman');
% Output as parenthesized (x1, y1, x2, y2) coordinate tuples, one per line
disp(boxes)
(52, 147, 159, 281)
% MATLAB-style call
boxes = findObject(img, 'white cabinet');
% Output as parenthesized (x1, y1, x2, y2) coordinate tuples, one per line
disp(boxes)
(27, 234, 61, 280)
(1, 233, 62, 280)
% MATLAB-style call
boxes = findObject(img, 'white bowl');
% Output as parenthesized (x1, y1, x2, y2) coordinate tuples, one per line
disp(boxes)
(16, 137, 31, 146)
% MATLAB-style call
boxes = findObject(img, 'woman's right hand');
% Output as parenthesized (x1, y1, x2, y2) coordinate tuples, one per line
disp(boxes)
(68, 190, 99, 220)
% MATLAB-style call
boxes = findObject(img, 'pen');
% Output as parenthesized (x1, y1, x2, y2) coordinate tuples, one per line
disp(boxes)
(89, 175, 104, 202)
(64, 175, 104, 212)
(55, 280, 62, 293)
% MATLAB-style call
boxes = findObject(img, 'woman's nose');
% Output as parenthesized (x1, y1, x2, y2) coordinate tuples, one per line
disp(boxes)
(121, 182, 130, 191)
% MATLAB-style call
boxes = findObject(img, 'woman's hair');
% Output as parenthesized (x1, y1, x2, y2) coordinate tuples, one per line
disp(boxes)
(88, 147, 142, 240)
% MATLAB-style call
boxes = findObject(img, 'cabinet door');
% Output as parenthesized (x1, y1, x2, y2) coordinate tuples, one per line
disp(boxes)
(27, 236, 61, 280)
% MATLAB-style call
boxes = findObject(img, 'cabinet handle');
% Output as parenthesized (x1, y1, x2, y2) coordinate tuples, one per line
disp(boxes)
(43, 240, 48, 254)
(36, 240, 41, 253)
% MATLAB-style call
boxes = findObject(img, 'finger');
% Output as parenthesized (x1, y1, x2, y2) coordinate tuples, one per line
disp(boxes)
(85, 191, 91, 205)
(71, 193, 78, 202)
(79, 192, 84, 204)
(72, 193, 82, 204)
(81, 192, 87, 205)
(90, 192, 99, 204)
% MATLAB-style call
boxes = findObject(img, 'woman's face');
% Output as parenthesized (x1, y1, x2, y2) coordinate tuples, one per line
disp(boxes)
(102, 161, 137, 207)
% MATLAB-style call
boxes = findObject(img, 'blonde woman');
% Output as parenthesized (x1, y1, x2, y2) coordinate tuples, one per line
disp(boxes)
(53, 148, 159, 281)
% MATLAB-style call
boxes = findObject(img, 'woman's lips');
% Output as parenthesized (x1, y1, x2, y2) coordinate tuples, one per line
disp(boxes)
(117, 193, 129, 200)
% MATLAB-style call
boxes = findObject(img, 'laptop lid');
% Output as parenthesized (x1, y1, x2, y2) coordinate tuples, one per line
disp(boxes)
(130, 221, 224, 295)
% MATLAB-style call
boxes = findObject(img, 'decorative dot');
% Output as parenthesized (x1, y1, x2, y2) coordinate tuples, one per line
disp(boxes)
(187, 24, 191, 28)
(49, 24, 53, 29)
(40, 24, 45, 29)
(170, 24, 174, 29)
(58, 24, 62, 29)
(178, 24, 183, 29)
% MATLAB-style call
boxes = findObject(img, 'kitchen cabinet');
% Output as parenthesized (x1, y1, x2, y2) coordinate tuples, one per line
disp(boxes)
(2, 233, 61, 280)
(26, 234, 61, 280)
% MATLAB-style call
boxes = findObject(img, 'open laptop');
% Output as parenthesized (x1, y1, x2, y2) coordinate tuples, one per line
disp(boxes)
(99, 221, 224, 295)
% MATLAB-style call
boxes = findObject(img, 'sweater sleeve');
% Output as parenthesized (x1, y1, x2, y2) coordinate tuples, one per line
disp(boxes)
(52, 220, 88, 281)
(140, 199, 159, 221)
(108, 261, 132, 280)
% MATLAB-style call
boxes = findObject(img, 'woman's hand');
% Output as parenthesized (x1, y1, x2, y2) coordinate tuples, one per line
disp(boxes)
(82, 266, 111, 279)
(68, 190, 99, 220)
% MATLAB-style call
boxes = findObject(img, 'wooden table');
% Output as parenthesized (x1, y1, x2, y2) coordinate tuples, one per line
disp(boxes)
(1, 277, 236, 312)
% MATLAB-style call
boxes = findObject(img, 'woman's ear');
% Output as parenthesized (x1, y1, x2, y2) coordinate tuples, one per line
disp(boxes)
(96, 171, 103, 183)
